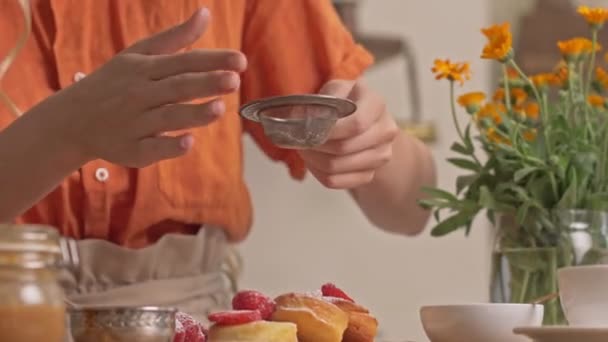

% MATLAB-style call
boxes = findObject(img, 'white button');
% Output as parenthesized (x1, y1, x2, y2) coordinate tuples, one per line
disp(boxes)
(73, 72, 86, 82)
(95, 168, 109, 182)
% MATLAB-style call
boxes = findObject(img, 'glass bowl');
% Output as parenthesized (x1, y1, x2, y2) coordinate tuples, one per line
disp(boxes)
(240, 94, 357, 149)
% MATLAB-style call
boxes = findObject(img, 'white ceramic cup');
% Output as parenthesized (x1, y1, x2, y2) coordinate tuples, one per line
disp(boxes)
(420, 303, 544, 342)
(558, 265, 608, 326)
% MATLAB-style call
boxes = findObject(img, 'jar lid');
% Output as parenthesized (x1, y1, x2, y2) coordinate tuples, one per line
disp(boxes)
(0, 224, 79, 269)
(240, 94, 357, 122)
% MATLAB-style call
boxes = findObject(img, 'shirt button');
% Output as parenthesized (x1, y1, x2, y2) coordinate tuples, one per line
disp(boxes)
(73, 72, 86, 82)
(95, 168, 109, 182)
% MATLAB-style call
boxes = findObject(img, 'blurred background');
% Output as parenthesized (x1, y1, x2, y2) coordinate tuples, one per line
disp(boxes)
(239, 1, 604, 340)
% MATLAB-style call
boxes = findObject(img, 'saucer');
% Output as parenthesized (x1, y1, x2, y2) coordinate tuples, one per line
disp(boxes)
(514, 326, 608, 342)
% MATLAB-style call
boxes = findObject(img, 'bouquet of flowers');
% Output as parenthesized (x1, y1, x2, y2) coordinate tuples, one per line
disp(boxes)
(420, 6, 608, 324)
(422, 6, 608, 249)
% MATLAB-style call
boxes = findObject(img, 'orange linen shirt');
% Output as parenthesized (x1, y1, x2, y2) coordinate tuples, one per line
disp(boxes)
(0, 0, 373, 248)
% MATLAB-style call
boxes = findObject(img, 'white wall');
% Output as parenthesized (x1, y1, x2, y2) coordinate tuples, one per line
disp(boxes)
(239, 1, 496, 340)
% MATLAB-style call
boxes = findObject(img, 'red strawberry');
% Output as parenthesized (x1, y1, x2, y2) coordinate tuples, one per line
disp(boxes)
(232, 290, 276, 319)
(174, 312, 206, 342)
(321, 283, 355, 302)
(208, 310, 262, 326)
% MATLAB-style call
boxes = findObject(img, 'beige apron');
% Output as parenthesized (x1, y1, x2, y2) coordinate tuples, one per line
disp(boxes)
(62, 226, 241, 326)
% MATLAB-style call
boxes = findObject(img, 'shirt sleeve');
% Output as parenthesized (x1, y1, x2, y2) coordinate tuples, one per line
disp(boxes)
(240, 0, 374, 180)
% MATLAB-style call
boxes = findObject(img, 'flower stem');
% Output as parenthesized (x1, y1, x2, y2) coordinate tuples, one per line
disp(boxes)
(585, 29, 599, 98)
(449, 81, 465, 142)
(502, 64, 513, 113)
(568, 62, 576, 125)
(510, 60, 552, 154)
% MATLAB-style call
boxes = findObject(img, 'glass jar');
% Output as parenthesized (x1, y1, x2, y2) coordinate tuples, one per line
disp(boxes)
(0, 224, 79, 342)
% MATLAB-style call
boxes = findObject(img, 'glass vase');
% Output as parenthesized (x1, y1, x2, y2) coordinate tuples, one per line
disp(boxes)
(490, 210, 608, 325)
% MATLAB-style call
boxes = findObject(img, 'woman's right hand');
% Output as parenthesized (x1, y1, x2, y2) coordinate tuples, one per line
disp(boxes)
(29, 8, 246, 168)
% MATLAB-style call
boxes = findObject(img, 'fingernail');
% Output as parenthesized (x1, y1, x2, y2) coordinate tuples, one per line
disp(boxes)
(180, 135, 195, 150)
(198, 7, 210, 19)
(210, 99, 226, 115)
(222, 72, 241, 90)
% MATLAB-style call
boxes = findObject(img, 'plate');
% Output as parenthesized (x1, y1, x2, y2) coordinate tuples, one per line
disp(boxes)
(514, 326, 608, 342)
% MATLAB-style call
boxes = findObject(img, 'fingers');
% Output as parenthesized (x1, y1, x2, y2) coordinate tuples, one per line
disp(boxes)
(149, 71, 240, 106)
(126, 8, 210, 55)
(327, 83, 385, 140)
(319, 79, 356, 98)
(314, 113, 398, 155)
(137, 99, 225, 136)
(301, 144, 392, 175)
(134, 134, 195, 167)
(308, 164, 376, 190)
(149, 49, 247, 80)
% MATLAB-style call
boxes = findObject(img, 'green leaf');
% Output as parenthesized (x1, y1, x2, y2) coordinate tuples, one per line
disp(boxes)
(431, 211, 475, 237)
(456, 174, 478, 194)
(447, 158, 480, 172)
(514, 167, 538, 183)
(422, 187, 459, 202)
(451, 142, 473, 155)
(464, 124, 475, 151)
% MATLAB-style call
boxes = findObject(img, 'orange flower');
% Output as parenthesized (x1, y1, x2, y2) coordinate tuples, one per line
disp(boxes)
(493, 87, 527, 105)
(477, 103, 504, 125)
(511, 88, 528, 106)
(486, 127, 511, 145)
(458, 92, 486, 113)
(531, 73, 558, 88)
(588, 94, 606, 108)
(596, 67, 608, 90)
(522, 129, 537, 142)
(522, 102, 540, 121)
(493, 88, 505, 102)
(432, 59, 471, 85)
(578, 6, 608, 27)
(481, 23, 513, 62)
(506, 67, 519, 80)
(558, 38, 601, 60)
(551, 63, 569, 87)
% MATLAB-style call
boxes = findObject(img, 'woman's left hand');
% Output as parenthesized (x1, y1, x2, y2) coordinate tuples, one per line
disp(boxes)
(298, 80, 400, 189)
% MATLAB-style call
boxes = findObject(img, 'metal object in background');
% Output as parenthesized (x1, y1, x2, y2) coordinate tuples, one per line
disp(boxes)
(69, 306, 177, 342)
(333, 0, 436, 143)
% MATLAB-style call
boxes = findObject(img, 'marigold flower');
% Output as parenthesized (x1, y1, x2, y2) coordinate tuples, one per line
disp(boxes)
(596, 67, 608, 90)
(578, 6, 608, 28)
(486, 127, 511, 145)
(432, 59, 471, 85)
(558, 38, 601, 61)
(530, 73, 557, 88)
(588, 94, 606, 108)
(550, 62, 569, 87)
(477, 103, 504, 125)
(493, 87, 527, 105)
(522, 129, 537, 142)
(524, 102, 540, 121)
(481, 23, 513, 62)
(457, 92, 486, 114)
(506, 67, 519, 80)
(511, 88, 528, 106)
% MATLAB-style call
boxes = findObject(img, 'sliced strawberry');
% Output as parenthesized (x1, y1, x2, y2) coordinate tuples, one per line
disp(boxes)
(232, 290, 276, 319)
(321, 283, 355, 302)
(208, 310, 262, 326)
(175, 312, 206, 342)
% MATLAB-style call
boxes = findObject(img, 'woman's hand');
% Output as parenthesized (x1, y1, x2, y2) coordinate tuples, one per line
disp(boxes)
(299, 80, 399, 189)
(31, 8, 246, 168)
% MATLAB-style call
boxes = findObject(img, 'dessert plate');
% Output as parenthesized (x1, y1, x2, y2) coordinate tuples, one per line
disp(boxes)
(514, 326, 608, 342)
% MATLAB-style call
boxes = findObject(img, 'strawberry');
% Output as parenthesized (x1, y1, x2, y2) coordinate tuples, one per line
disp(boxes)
(321, 283, 355, 302)
(208, 310, 262, 326)
(232, 290, 276, 319)
(174, 312, 206, 342)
